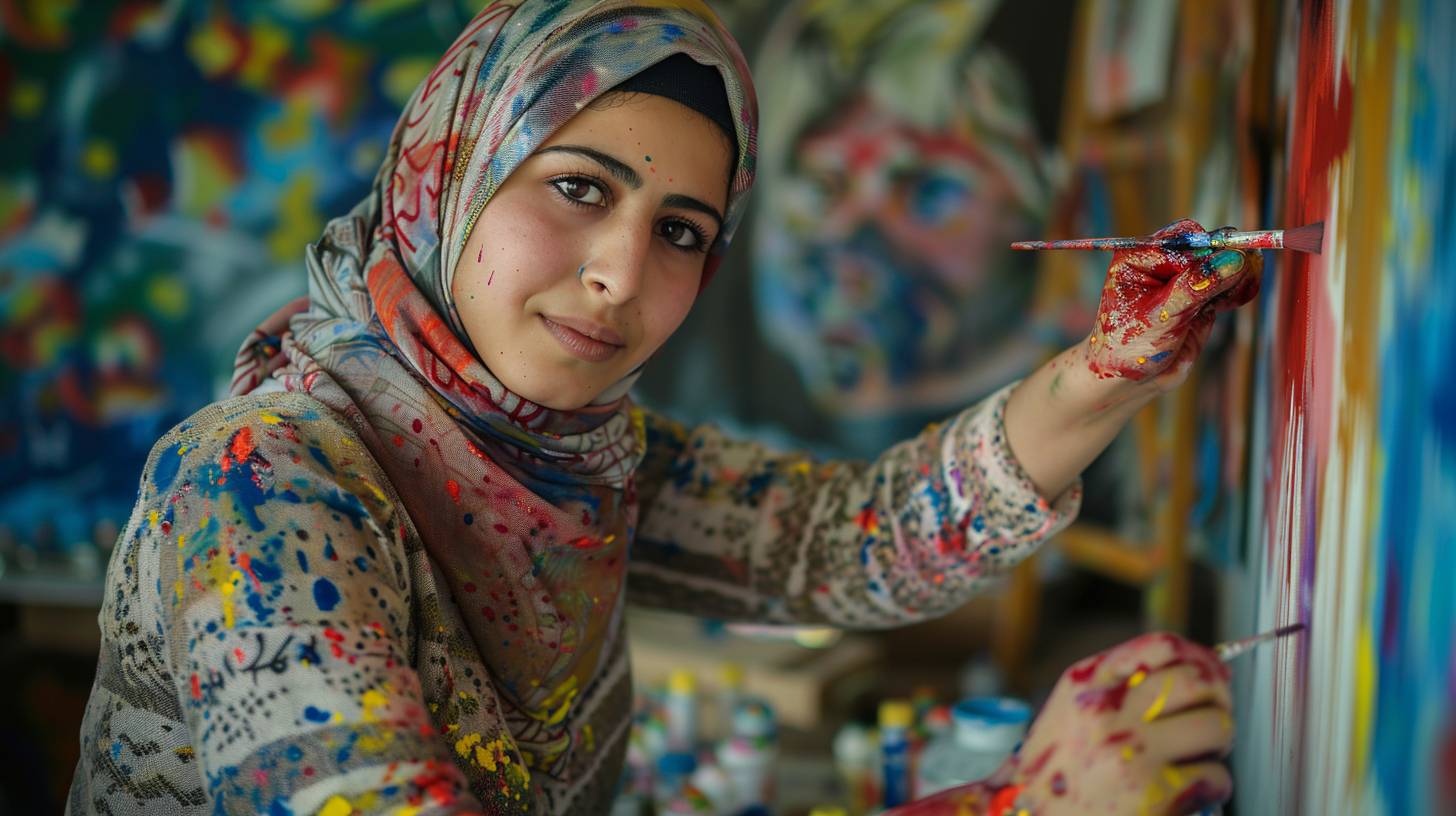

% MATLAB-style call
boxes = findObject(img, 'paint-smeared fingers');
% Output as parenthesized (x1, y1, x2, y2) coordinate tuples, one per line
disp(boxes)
(1151, 217, 1208, 238)
(1127, 664, 1232, 724)
(1212, 249, 1264, 312)
(1089, 632, 1198, 684)
(1164, 762, 1233, 815)
(1140, 706, 1234, 764)
(1186, 249, 1251, 303)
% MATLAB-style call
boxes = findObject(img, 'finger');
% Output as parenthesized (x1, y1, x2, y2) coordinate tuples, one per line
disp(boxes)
(1213, 249, 1264, 312)
(1082, 632, 1210, 685)
(1150, 217, 1207, 238)
(1163, 762, 1233, 815)
(1139, 707, 1234, 764)
(1181, 250, 1251, 308)
(1125, 664, 1233, 723)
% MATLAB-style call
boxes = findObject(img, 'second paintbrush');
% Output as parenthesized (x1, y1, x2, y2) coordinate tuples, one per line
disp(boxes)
(1011, 222, 1324, 255)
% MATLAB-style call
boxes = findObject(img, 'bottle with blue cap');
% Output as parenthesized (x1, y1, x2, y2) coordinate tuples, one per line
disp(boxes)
(914, 696, 1032, 797)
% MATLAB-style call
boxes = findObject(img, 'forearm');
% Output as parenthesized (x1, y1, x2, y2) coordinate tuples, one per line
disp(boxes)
(1004, 342, 1156, 500)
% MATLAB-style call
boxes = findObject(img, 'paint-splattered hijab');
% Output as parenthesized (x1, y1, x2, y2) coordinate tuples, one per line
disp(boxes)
(227, 0, 754, 762)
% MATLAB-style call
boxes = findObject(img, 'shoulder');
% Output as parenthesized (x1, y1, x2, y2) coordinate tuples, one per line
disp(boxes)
(140, 392, 400, 536)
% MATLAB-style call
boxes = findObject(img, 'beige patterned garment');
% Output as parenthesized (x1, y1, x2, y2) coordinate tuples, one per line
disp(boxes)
(69, 383, 1076, 815)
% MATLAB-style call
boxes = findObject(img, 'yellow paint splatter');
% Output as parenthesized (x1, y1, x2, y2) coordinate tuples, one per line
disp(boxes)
(219, 569, 243, 629)
(83, 140, 117, 178)
(1161, 765, 1184, 788)
(11, 80, 44, 118)
(1128, 669, 1147, 688)
(1142, 676, 1173, 722)
(1136, 356, 1147, 365)
(1121, 745, 1136, 762)
(534, 677, 580, 726)
(318, 795, 354, 816)
(1190, 276, 1213, 292)
(259, 412, 283, 425)
(1159, 309, 1170, 322)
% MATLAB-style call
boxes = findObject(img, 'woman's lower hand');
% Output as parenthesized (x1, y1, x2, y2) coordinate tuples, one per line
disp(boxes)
(1080, 218, 1263, 391)
(1003, 632, 1236, 815)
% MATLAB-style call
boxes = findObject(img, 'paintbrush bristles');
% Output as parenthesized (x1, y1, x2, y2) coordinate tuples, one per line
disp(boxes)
(1282, 221, 1325, 254)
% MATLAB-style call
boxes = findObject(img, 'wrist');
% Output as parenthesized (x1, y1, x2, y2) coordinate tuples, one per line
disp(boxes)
(1060, 342, 1159, 417)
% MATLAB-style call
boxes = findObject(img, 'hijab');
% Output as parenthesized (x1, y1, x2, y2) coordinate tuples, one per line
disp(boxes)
(227, 0, 755, 778)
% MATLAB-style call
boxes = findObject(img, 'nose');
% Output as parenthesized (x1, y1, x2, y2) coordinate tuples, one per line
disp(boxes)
(579, 222, 651, 305)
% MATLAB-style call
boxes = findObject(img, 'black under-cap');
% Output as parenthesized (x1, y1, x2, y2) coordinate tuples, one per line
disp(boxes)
(610, 53, 738, 150)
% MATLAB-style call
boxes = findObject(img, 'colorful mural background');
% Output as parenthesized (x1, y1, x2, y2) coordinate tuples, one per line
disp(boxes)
(1226, 0, 1456, 813)
(0, 0, 479, 561)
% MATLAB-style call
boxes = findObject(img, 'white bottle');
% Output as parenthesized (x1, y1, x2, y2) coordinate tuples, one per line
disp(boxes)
(831, 723, 879, 816)
(915, 696, 1032, 797)
(665, 669, 699, 752)
(717, 734, 776, 812)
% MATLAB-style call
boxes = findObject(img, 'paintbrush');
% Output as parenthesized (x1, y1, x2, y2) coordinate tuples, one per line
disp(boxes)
(1011, 222, 1324, 255)
(1213, 623, 1306, 662)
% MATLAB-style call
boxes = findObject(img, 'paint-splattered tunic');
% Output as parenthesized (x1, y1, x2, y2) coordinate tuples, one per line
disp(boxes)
(69, 384, 1077, 815)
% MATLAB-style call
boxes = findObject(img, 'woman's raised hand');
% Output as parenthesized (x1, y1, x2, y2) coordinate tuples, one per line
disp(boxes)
(1081, 218, 1263, 391)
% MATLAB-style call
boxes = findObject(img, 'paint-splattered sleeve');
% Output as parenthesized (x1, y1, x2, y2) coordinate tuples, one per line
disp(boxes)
(629, 383, 1081, 627)
(135, 398, 487, 814)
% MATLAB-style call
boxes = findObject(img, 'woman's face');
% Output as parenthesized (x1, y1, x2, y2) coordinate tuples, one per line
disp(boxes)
(454, 92, 732, 410)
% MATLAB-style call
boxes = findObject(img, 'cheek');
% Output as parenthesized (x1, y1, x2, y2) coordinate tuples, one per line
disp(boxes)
(636, 273, 700, 352)
(455, 207, 571, 318)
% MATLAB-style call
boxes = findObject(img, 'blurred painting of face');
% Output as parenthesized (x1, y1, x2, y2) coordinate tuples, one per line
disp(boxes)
(453, 92, 731, 411)
(758, 94, 1041, 414)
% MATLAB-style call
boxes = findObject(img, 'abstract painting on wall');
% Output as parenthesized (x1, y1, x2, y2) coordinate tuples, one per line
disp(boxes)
(0, 2, 468, 563)
(1228, 0, 1455, 813)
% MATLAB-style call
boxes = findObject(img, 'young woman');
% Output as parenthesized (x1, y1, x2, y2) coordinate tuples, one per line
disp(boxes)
(68, 1, 1259, 814)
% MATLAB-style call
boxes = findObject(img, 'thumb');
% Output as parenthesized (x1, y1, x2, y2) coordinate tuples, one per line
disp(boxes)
(1186, 249, 1247, 303)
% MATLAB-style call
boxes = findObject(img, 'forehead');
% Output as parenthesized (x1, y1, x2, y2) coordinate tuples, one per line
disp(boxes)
(543, 95, 732, 171)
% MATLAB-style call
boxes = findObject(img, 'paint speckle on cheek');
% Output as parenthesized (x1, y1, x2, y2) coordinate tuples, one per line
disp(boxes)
(1050, 771, 1068, 796)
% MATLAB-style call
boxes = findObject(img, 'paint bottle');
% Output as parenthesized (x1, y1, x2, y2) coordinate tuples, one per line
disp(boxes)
(879, 700, 914, 808)
(915, 697, 1032, 797)
(716, 733, 776, 813)
(831, 722, 879, 816)
(689, 757, 734, 815)
(665, 669, 699, 752)
(713, 662, 746, 740)
(655, 751, 699, 808)
(730, 697, 776, 742)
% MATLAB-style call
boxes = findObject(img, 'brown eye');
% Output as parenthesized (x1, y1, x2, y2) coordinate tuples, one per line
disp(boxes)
(659, 219, 706, 250)
(552, 177, 606, 206)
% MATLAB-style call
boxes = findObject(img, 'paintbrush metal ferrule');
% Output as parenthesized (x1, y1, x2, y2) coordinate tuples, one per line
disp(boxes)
(1214, 623, 1306, 663)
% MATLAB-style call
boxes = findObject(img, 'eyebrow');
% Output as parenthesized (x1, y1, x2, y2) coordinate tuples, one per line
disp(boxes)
(662, 193, 724, 231)
(538, 144, 726, 230)
(538, 145, 642, 189)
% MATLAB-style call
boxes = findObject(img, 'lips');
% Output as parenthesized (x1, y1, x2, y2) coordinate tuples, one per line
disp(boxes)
(540, 315, 624, 363)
